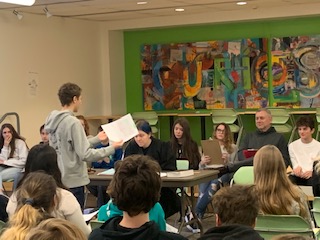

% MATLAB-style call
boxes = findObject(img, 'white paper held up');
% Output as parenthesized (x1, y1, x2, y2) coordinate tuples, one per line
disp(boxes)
(101, 114, 138, 142)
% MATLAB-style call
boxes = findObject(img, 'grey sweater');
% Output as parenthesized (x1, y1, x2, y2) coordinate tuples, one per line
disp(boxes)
(45, 110, 115, 188)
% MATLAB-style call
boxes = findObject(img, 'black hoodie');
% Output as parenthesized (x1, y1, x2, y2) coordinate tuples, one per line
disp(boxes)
(88, 216, 187, 240)
(198, 224, 264, 240)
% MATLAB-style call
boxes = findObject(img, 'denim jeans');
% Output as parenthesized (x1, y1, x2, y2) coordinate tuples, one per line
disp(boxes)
(196, 173, 232, 217)
(70, 186, 85, 210)
(87, 185, 110, 208)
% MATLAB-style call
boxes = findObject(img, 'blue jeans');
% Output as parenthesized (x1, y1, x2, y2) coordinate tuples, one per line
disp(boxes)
(87, 185, 110, 208)
(70, 186, 85, 210)
(196, 173, 232, 217)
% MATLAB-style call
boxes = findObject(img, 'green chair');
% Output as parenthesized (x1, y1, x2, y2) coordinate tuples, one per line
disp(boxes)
(230, 166, 254, 186)
(176, 160, 189, 170)
(0, 220, 6, 234)
(211, 108, 243, 146)
(131, 111, 159, 138)
(90, 219, 104, 230)
(312, 197, 320, 227)
(316, 108, 320, 141)
(255, 214, 315, 239)
(267, 108, 295, 144)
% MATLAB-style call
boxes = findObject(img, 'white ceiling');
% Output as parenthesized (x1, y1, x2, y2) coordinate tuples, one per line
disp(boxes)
(0, 0, 319, 23)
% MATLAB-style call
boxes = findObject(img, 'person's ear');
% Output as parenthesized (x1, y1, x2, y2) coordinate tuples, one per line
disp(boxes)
(72, 96, 78, 103)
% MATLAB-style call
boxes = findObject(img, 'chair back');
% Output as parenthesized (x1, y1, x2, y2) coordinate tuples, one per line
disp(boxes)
(90, 219, 104, 230)
(255, 214, 314, 239)
(211, 108, 243, 146)
(131, 111, 159, 137)
(230, 166, 254, 186)
(267, 108, 294, 142)
(312, 197, 320, 227)
(316, 108, 320, 140)
(176, 159, 189, 170)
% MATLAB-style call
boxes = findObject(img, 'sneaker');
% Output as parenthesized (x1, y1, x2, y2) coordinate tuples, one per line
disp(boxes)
(185, 211, 200, 233)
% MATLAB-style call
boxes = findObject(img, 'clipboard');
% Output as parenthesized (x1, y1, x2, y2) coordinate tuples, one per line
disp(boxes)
(201, 139, 224, 168)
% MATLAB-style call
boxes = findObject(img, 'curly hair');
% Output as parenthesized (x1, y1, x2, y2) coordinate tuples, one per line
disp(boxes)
(107, 154, 161, 217)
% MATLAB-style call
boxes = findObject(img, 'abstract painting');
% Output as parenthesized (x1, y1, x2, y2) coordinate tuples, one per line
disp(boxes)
(141, 38, 268, 110)
(270, 35, 320, 108)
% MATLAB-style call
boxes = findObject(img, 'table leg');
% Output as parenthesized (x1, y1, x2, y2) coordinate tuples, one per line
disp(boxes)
(178, 188, 185, 233)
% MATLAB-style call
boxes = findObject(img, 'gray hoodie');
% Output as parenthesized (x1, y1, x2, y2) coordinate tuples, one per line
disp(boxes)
(45, 110, 115, 188)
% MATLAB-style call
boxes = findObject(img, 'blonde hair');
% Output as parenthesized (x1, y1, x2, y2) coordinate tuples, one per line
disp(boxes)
(25, 218, 86, 240)
(0, 172, 56, 240)
(254, 145, 308, 219)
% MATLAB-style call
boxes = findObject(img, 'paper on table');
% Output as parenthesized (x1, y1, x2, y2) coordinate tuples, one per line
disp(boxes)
(83, 210, 99, 222)
(97, 168, 115, 175)
(101, 114, 138, 142)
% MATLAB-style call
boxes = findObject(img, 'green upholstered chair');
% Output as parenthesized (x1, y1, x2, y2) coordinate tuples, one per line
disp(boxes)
(131, 111, 159, 138)
(312, 197, 320, 227)
(89, 219, 104, 230)
(255, 215, 315, 240)
(176, 159, 189, 170)
(267, 108, 295, 144)
(316, 108, 320, 141)
(211, 108, 243, 146)
(230, 166, 254, 186)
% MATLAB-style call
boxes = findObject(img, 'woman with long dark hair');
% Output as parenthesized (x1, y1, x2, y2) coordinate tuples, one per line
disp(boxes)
(170, 117, 200, 169)
(0, 123, 28, 193)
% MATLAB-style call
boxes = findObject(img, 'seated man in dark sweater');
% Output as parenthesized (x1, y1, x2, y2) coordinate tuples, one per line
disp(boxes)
(229, 108, 290, 172)
(88, 154, 187, 240)
(198, 185, 264, 240)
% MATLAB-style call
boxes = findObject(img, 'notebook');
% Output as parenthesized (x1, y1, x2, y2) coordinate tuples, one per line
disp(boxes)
(201, 139, 224, 169)
(243, 149, 258, 158)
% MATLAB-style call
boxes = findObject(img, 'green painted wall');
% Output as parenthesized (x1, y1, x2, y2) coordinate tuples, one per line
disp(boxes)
(123, 16, 320, 142)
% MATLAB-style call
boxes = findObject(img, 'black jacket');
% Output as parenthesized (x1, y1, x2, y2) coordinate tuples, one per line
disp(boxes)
(88, 216, 187, 240)
(228, 127, 290, 172)
(198, 224, 264, 240)
(124, 137, 176, 171)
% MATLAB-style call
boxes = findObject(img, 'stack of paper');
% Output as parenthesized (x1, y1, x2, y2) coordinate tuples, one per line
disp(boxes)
(101, 114, 138, 142)
(166, 170, 194, 178)
(97, 168, 115, 175)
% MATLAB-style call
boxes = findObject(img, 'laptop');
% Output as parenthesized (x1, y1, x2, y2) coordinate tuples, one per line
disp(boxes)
(200, 139, 224, 169)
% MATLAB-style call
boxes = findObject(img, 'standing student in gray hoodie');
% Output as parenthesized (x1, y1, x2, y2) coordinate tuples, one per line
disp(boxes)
(45, 83, 123, 209)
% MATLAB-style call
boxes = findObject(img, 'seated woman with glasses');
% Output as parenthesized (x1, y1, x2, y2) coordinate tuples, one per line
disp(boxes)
(195, 123, 238, 219)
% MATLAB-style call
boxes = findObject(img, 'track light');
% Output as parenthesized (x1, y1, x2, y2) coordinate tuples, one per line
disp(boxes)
(0, 0, 35, 6)
(13, 10, 23, 20)
(43, 7, 52, 18)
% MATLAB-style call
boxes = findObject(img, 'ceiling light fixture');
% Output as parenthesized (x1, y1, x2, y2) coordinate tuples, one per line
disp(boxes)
(43, 7, 52, 18)
(13, 9, 23, 20)
(236, 1, 247, 5)
(137, 1, 147, 4)
(175, 8, 185, 12)
(0, 0, 35, 6)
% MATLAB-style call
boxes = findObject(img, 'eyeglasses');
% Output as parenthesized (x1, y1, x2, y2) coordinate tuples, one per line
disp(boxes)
(216, 129, 225, 133)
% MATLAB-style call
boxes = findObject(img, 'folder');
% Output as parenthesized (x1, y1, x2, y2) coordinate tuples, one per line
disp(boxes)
(201, 139, 224, 168)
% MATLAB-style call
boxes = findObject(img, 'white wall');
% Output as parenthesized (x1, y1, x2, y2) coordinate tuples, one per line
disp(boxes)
(0, 12, 111, 147)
